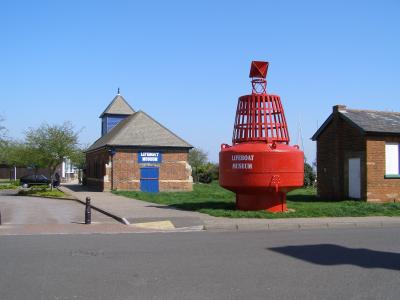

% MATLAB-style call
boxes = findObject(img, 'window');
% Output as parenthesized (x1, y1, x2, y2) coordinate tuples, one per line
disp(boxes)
(385, 143, 400, 177)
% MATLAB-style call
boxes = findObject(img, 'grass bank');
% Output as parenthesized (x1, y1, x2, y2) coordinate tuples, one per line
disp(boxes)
(113, 181, 400, 218)
(18, 186, 65, 198)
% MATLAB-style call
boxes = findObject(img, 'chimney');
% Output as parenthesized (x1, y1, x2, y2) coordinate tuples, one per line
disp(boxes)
(333, 105, 346, 113)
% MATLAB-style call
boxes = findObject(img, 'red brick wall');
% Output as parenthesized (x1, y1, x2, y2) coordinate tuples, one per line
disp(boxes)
(316, 109, 366, 200)
(86, 148, 193, 192)
(366, 136, 400, 202)
(85, 148, 110, 191)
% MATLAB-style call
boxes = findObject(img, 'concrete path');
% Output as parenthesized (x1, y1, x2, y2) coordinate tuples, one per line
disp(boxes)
(60, 184, 400, 232)
(0, 190, 118, 225)
(60, 184, 214, 230)
(0, 189, 162, 235)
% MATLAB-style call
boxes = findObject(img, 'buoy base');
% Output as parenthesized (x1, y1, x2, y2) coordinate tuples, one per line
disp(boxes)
(236, 192, 287, 212)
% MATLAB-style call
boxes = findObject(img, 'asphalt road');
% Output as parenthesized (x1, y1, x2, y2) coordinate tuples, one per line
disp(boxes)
(0, 190, 118, 224)
(1, 227, 399, 300)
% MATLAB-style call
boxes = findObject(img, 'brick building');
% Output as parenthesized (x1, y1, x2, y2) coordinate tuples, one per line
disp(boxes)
(312, 105, 400, 202)
(86, 93, 193, 192)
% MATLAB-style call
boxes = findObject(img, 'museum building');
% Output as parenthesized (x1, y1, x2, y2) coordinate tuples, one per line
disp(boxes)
(85, 93, 193, 192)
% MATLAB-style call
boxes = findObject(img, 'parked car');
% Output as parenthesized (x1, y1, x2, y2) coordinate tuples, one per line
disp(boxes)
(20, 175, 51, 188)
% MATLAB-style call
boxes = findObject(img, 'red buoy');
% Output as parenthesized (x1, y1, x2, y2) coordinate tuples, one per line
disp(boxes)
(219, 61, 304, 212)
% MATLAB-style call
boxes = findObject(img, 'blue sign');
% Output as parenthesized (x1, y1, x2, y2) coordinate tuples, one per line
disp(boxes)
(138, 152, 162, 163)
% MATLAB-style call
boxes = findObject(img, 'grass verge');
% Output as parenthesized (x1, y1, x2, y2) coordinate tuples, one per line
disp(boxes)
(113, 181, 400, 218)
(18, 186, 65, 198)
(0, 180, 20, 190)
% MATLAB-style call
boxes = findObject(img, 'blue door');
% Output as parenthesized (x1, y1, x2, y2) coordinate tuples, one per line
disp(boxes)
(140, 167, 159, 192)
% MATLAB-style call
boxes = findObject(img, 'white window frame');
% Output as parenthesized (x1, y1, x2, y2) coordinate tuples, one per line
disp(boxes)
(385, 143, 400, 177)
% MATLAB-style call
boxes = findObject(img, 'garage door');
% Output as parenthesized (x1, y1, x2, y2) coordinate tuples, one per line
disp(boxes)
(140, 167, 159, 193)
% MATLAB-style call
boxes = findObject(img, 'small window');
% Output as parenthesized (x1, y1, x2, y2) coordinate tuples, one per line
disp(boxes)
(385, 143, 400, 177)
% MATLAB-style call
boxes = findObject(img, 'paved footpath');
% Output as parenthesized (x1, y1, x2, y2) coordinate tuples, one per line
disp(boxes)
(0, 189, 157, 235)
(60, 184, 400, 232)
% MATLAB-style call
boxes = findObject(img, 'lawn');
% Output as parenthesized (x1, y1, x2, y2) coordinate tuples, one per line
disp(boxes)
(0, 180, 19, 190)
(18, 186, 66, 198)
(113, 181, 400, 218)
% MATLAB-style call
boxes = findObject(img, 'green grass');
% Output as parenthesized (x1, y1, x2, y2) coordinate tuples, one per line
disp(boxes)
(113, 181, 400, 218)
(18, 186, 65, 198)
(0, 180, 20, 190)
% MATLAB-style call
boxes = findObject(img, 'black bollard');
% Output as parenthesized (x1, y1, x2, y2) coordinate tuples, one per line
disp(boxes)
(85, 197, 91, 224)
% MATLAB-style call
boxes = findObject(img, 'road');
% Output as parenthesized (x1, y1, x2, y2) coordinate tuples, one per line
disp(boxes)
(1, 227, 399, 300)
(0, 190, 118, 224)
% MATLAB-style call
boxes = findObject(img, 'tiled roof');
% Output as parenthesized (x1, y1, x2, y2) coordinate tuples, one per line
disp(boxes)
(340, 109, 400, 134)
(88, 110, 192, 151)
(311, 106, 400, 140)
(99, 95, 135, 117)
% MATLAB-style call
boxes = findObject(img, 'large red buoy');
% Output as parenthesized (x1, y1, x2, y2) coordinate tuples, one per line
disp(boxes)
(219, 61, 304, 212)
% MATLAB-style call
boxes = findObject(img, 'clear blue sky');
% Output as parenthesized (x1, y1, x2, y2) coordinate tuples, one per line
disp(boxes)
(1, 0, 399, 162)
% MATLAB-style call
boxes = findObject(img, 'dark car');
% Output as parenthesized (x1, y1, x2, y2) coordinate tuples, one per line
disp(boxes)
(20, 175, 51, 188)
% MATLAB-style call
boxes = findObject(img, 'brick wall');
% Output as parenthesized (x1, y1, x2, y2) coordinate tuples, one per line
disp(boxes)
(85, 148, 110, 191)
(366, 136, 400, 202)
(316, 107, 366, 200)
(86, 148, 193, 192)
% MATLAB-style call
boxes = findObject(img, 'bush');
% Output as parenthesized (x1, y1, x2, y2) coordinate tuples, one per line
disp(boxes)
(196, 163, 219, 184)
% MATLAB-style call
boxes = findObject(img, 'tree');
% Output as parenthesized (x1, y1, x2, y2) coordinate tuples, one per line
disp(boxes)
(304, 162, 316, 187)
(188, 148, 208, 183)
(25, 122, 79, 190)
(0, 116, 8, 162)
(69, 146, 86, 170)
(0, 116, 7, 143)
(69, 146, 87, 184)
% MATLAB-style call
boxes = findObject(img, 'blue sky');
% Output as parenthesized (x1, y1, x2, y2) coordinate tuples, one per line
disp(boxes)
(1, 0, 399, 162)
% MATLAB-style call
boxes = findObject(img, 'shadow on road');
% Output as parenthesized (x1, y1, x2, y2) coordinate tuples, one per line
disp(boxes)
(268, 244, 400, 270)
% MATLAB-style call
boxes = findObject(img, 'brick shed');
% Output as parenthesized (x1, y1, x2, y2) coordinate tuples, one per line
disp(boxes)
(86, 93, 193, 192)
(312, 105, 400, 202)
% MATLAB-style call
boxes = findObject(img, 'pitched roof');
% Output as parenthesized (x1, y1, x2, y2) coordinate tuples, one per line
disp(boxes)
(340, 109, 400, 133)
(312, 105, 400, 140)
(99, 95, 135, 118)
(88, 110, 192, 151)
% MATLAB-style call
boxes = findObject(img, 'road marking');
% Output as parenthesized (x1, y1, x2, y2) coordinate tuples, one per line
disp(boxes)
(131, 220, 175, 230)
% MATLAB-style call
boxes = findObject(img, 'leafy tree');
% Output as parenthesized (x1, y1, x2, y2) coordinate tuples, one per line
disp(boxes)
(0, 116, 8, 162)
(69, 146, 86, 169)
(0, 116, 7, 143)
(25, 122, 79, 189)
(304, 162, 316, 187)
(69, 146, 87, 184)
(188, 148, 208, 183)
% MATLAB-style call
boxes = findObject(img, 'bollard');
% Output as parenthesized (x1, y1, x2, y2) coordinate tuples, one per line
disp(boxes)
(85, 197, 91, 224)
(0, 209, 2, 225)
